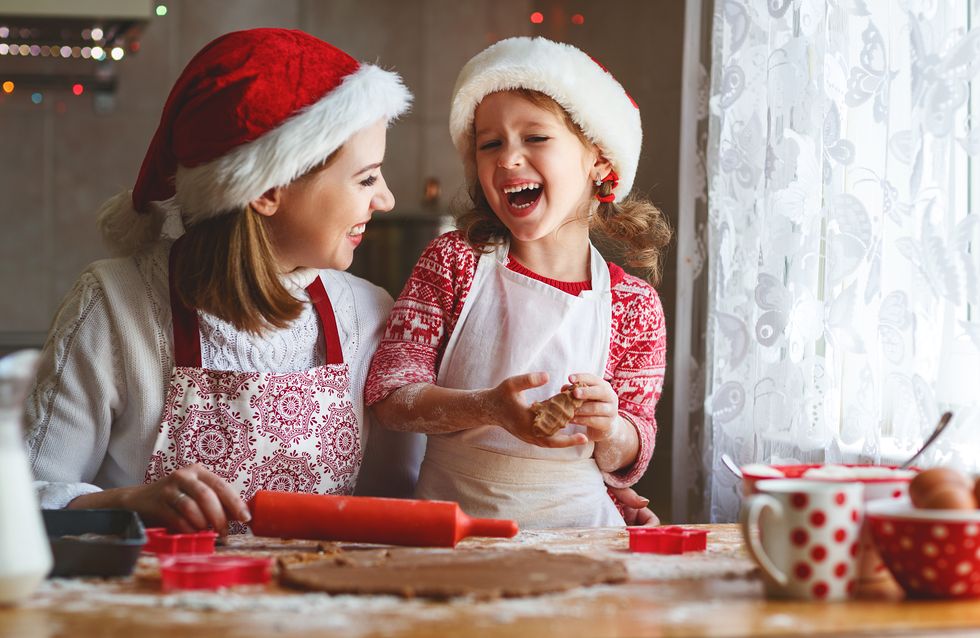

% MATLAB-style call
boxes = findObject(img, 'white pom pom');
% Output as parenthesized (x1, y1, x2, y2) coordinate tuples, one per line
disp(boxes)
(96, 190, 165, 257)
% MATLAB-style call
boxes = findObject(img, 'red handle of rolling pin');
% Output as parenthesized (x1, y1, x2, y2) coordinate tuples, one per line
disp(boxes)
(455, 510, 520, 544)
(248, 491, 518, 547)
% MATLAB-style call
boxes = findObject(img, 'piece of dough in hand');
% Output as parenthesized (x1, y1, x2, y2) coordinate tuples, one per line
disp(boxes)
(529, 383, 586, 437)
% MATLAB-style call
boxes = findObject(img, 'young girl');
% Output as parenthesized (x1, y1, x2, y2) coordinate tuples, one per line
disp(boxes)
(367, 37, 670, 528)
(26, 29, 412, 534)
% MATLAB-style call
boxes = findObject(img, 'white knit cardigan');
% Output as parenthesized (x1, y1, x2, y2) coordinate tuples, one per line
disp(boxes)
(25, 238, 418, 508)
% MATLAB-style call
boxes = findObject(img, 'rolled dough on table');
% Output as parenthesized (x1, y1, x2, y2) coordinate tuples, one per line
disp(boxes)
(279, 548, 627, 600)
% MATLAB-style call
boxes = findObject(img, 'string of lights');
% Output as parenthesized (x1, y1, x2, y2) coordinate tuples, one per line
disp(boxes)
(1, 5, 585, 108)
(0, 3, 165, 106)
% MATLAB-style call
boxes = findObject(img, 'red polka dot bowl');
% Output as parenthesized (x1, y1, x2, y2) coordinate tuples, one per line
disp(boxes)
(741, 463, 915, 501)
(867, 499, 980, 599)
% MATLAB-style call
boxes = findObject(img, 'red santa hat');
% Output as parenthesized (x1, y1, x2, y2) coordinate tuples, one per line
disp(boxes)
(449, 37, 641, 202)
(98, 28, 412, 256)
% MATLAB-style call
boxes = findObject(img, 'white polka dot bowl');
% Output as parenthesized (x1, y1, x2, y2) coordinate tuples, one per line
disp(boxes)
(867, 499, 980, 599)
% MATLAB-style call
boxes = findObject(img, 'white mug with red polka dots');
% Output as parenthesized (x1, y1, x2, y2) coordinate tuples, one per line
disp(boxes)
(740, 479, 865, 601)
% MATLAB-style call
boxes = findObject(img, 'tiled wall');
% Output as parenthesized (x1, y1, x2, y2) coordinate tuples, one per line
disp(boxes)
(0, 0, 684, 516)
(0, 0, 521, 343)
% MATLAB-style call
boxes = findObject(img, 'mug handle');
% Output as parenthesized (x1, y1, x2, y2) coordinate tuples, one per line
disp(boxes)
(740, 494, 788, 586)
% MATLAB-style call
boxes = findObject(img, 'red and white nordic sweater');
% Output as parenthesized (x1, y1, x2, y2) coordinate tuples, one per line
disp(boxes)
(365, 231, 666, 488)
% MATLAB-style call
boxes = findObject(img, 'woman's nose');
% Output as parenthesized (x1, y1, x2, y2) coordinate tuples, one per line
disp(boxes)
(374, 181, 395, 213)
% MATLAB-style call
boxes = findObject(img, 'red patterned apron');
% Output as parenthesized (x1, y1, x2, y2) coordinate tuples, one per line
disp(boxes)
(144, 241, 361, 533)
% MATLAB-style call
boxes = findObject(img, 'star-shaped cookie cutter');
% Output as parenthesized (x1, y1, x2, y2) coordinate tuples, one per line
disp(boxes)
(143, 527, 218, 555)
(627, 526, 708, 554)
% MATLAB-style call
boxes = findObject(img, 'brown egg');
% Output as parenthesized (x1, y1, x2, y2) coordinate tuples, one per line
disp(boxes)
(918, 485, 978, 510)
(909, 468, 972, 508)
(974, 477, 980, 509)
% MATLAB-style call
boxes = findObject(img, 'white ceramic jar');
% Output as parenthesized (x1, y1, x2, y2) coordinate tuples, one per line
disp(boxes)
(0, 350, 52, 605)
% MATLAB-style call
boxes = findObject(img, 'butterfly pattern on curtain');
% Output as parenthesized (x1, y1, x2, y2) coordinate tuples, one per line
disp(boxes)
(689, 0, 980, 522)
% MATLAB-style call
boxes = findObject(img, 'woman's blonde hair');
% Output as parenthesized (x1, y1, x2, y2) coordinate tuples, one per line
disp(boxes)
(456, 89, 672, 285)
(173, 151, 340, 334)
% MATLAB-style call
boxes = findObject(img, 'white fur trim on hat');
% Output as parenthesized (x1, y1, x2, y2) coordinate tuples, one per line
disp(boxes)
(175, 64, 412, 226)
(450, 37, 641, 202)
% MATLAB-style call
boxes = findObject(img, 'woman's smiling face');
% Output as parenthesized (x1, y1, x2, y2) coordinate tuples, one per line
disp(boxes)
(259, 119, 395, 272)
(473, 91, 604, 242)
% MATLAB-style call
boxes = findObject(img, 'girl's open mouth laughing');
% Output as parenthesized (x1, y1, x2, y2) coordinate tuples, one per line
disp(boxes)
(502, 182, 542, 217)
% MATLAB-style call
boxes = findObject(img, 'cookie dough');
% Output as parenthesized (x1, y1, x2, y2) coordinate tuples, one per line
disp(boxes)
(529, 383, 586, 437)
(279, 548, 627, 600)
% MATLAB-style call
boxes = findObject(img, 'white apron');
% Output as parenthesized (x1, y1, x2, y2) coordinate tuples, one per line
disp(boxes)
(144, 240, 362, 534)
(414, 240, 624, 528)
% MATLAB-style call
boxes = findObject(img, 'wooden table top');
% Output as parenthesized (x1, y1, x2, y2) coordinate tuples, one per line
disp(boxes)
(4, 524, 980, 638)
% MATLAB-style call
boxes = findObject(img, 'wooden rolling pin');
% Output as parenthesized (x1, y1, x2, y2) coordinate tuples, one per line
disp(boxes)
(248, 491, 519, 547)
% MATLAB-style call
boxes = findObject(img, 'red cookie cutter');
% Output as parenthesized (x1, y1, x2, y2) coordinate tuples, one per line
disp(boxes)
(143, 527, 218, 555)
(628, 526, 708, 554)
(158, 554, 273, 591)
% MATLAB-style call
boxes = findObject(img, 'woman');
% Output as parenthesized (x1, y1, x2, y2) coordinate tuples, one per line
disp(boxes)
(25, 28, 411, 534)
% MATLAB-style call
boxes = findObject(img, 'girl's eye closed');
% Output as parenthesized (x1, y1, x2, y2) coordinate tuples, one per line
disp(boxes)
(527, 136, 549, 143)
(360, 175, 378, 187)
(477, 140, 500, 151)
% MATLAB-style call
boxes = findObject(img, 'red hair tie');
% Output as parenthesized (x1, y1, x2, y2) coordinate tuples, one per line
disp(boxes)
(595, 170, 619, 203)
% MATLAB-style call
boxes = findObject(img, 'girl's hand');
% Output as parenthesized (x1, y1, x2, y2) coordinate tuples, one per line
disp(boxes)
(68, 464, 250, 535)
(569, 372, 641, 472)
(487, 372, 589, 448)
(567, 373, 622, 442)
(608, 486, 660, 526)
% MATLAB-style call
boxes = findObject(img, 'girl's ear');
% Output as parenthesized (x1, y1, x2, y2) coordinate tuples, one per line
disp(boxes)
(592, 155, 614, 182)
(250, 187, 283, 217)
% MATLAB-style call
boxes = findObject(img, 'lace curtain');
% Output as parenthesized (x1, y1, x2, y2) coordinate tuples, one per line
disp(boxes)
(675, 0, 980, 522)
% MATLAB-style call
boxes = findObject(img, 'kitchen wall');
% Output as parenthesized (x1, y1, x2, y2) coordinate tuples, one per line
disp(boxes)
(0, 0, 684, 519)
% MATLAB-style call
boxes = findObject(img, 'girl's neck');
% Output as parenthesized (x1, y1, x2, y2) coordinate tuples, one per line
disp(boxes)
(508, 228, 591, 281)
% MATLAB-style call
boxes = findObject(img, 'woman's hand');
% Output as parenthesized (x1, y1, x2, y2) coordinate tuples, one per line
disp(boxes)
(488, 372, 588, 448)
(68, 464, 250, 535)
(608, 486, 660, 526)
